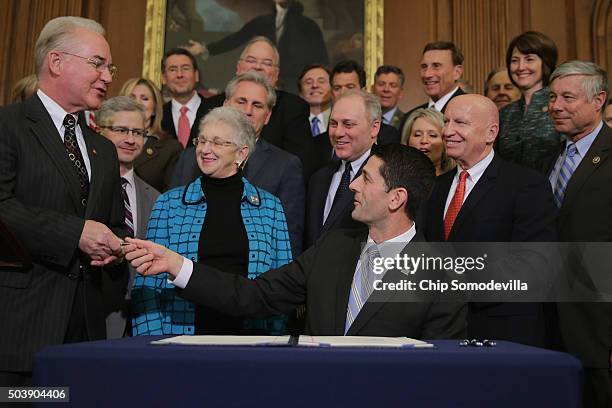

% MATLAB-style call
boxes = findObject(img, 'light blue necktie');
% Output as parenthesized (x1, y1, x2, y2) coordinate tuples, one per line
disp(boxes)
(311, 116, 320, 137)
(345, 243, 381, 334)
(553, 143, 579, 208)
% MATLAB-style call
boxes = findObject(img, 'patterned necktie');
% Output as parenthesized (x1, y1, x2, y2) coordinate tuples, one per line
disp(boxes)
(330, 161, 352, 212)
(311, 116, 320, 137)
(553, 143, 579, 208)
(63, 114, 89, 207)
(177, 106, 190, 148)
(345, 243, 381, 334)
(443, 170, 468, 240)
(121, 177, 134, 237)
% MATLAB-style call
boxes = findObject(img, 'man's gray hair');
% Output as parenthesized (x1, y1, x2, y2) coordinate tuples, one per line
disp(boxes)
(550, 60, 609, 102)
(239, 36, 280, 68)
(225, 71, 277, 110)
(34, 16, 105, 76)
(95, 96, 145, 128)
(334, 89, 382, 124)
(199, 107, 256, 158)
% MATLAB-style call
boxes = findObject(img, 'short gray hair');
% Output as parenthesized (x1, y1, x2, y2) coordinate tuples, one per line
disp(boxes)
(239, 36, 280, 68)
(333, 89, 382, 124)
(34, 16, 105, 76)
(199, 107, 256, 159)
(550, 60, 609, 102)
(225, 71, 277, 110)
(401, 108, 444, 145)
(95, 96, 145, 128)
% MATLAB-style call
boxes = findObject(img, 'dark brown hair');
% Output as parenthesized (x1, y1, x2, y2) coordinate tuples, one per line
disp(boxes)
(505, 31, 558, 87)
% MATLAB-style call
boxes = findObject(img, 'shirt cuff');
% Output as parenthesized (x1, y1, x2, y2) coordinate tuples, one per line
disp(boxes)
(168, 257, 193, 289)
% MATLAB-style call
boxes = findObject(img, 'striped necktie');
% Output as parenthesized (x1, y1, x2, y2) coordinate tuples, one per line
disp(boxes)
(553, 143, 579, 208)
(121, 177, 134, 237)
(345, 243, 381, 334)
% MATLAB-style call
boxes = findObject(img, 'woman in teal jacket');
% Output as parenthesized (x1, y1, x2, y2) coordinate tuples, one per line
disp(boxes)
(131, 107, 292, 336)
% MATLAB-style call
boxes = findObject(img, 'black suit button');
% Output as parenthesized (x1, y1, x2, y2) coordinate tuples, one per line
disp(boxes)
(67, 273, 78, 280)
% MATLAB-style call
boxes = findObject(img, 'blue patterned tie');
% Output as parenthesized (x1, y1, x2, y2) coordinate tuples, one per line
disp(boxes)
(345, 243, 381, 334)
(553, 143, 579, 208)
(311, 116, 320, 137)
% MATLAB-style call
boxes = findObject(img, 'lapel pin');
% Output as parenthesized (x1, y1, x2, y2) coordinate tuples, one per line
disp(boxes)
(593, 156, 601, 164)
(147, 148, 153, 155)
(541, 106, 548, 113)
(250, 195, 259, 204)
(92, 148, 97, 155)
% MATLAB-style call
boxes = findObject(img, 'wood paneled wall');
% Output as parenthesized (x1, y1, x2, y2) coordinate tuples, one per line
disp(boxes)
(1, 0, 609, 109)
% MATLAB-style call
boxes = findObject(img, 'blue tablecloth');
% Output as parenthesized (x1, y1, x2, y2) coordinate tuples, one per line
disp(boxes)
(32, 336, 582, 407)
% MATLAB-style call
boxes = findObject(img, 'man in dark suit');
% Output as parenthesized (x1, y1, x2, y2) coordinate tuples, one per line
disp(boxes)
(0, 17, 125, 386)
(201, 37, 317, 178)
(372, 65, 406, 130)
(420, 94, 557, 347)
(399, 42, 465, 135)
(171, 72, 305, 255)
(541, 61, 611, 408)
(126, 144, 466, 339)
(305, 90, 389, 249)
(95, 96, 160, 338)
(313, 60, 400, 170)
(160, 48, 208, 149)
(185, 0, 328, 94)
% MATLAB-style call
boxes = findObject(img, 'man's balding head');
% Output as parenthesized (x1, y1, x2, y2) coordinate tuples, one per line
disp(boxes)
(443, 94, 499, 170)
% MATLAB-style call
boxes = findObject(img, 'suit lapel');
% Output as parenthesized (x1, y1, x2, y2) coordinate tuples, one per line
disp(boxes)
(448, 155, 499, 240)
(133, 175, 148, 238)
(334, 233, 365, 334)
(82, 125, 105, 218)
(134, 137, 161, 167)
(27, 96, 83, 213)
(244, 139, 267, 180)
(161, 102, 176, 139)
(322, 158, 368, 231)
(430, 171, 454, 240)
(559, 126, 612, 223)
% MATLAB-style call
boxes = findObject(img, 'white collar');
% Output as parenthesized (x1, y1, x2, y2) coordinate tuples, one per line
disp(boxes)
(171, 92, 200, 114)
(429, 86, 459, 112)
(37, 89, 76, 131)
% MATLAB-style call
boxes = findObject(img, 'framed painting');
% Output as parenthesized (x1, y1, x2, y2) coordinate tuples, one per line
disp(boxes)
(142, 0, 383, 94)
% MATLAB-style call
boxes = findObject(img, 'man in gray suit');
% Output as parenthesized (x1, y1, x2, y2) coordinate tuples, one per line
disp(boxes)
(171, 72, 305, 254)
(96, 97, 160, 338)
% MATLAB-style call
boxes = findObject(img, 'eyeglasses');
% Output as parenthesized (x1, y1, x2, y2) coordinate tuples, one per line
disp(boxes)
(193, 136, 237, 148)
(60, 51, 117, 77)
(99, 126, 146, 138)
(240, 56, 277, 68)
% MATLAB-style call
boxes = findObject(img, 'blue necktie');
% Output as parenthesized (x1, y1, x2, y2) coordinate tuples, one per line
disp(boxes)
(311, 116, 320, 137)
(553, 143, 579, 208)
(345, 243, 381, 334)
(330, 161, 352, 212)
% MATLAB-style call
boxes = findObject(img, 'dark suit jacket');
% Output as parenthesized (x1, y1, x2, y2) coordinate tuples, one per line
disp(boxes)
(305, 156, 370, 250)
(386, 107, 405, 130)
(179, 228, 466, 338)
(207, 2, 329, 94)
(399, 88, 465, 137)
(420, 153, 557, 346)
(203, 91, 317, 178)
(170, 138, 305, 255)
(134, 135, 182, 192)
(103, 175, 159, 339)
(541, 124, 612, 368)
(0, 95, 125, 371)
(161, 96, 208, 147)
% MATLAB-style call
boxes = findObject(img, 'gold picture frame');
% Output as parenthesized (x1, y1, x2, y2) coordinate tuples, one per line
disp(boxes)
(142, 0, 383, 88)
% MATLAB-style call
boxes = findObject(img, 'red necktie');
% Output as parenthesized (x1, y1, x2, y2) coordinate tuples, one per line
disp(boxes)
(177, 106, 190, 148)
(443, 170, 468, 240)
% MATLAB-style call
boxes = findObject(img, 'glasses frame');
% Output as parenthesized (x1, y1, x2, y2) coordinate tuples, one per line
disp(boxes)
(239, 56, 278, 69)
(60, 51, 118, 78)
(193, 136, 238, 149)
(99, 125, 146, 138)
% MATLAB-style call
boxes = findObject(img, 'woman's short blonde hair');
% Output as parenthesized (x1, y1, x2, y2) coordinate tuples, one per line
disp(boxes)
(401, 108, 455, 173)
(119, 78, 164, 137)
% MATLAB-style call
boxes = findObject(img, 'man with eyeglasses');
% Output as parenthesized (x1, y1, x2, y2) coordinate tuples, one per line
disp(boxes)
(202, 36, 317, 179)
(171, 72, 305, 255)
(160, 48, 208, 149)
(0, 17, 126, 386)
(95, 96, 160, 339)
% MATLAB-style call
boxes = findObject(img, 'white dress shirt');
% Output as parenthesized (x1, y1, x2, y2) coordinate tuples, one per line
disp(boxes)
(443, 149, 495, 217)
(121, 169, 139, 237)
(382, 106, 399, 125)
(171, 93, 201, 135)
(428, 86, 460, 112)
(323, 148, 370, 224)
(309, 109, 330, 134)
(37, 89, 92, 179)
